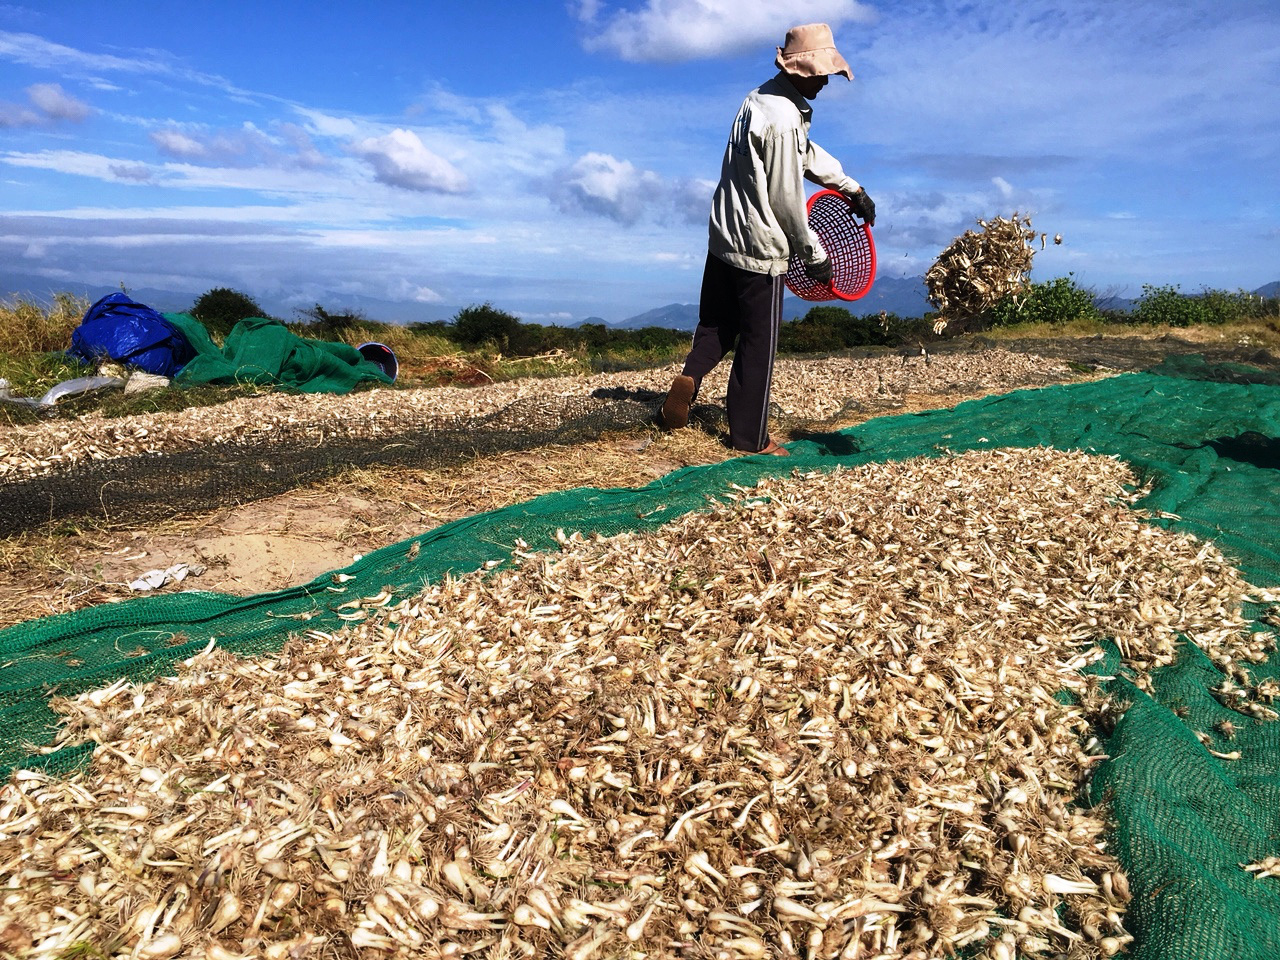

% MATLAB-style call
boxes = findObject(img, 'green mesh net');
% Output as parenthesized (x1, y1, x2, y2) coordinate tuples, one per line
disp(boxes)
(2, 355, 1278, 960)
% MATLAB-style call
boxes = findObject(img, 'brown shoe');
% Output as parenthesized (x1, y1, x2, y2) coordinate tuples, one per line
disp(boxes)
(660, 375, 695, 429)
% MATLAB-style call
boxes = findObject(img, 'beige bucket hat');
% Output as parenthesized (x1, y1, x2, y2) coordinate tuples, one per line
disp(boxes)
(775, 23, 853, 81)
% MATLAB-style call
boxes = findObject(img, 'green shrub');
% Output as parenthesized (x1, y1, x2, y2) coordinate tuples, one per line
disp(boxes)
(779, 305, 895, 354)
(1194, 288, 1270, 325)
(574, 323, 611, 351)
(985, 275, 1101, 327)
(625, 326, 690, 352)
(1135, 285, 1205, 326)
(1098, 308, 1139, 325)
(584, 327, 690, 372)
(895, 314, 942, 342)
(293, 304, 367, 339)
(1096, 286, 1277, 328)
(191, 287, 268, 338)
(409, 319, 451, 338)
(508, 321, 581, 357)
(452, 303, 521, 349)
(1130, 284, 1271, 327)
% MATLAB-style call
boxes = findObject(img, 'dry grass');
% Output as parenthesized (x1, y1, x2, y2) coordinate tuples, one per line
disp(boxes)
(0, 292, 88, 356)
(977, 318, 1280, 350)
(0, 519, 153, 628)
(299, 427, 737, 553)
(326, 325, 484, 382)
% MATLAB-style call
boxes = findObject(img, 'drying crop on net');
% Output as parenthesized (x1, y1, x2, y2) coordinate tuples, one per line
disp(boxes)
(0, 350, 1073, 483)
(926, 215, 1039, 334)
(2, 447, 1276, 960)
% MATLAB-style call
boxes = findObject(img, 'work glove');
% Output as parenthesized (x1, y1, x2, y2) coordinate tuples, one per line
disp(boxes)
(847, 187, 876, 226)
(804, 255, 833, 285)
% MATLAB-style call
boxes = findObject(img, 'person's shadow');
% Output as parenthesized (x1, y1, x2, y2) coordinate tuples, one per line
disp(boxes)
(789, 429, 861, 457)
(1206, 432, 1279, 469)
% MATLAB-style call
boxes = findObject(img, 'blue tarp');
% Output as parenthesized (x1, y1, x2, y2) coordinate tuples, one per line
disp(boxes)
(68, 293, 195, 377)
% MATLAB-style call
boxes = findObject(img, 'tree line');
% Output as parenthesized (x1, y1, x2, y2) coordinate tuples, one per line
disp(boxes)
(188, 278, 1279, 360)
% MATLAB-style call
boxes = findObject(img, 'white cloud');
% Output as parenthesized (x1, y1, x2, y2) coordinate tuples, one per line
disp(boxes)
(353, 128, 470, 194)
(26, 83, 91, 121)
(2, 148, 361, 200)
(390, 279, 445, 303)
(481, 103, 566, 174)
(150, 129, 208, 159)
(552, 152, 659, 223)
(0, 29, 261, 101)
(3, 149, 133, 180)
(651, 251, 699, 266)
(108, 162, 153, 182)
(870, 180, 1058, 255)
(549, 152, 711, 225)
(0, 100, 39, 127)
(147, 121, 329, 169)
(992, 176, 1014, 199)
(0, 29, 156, 73)
(578, 0, 875, 62)
(852, 2, 1280, 159)
(277, 122, 327, 168)
(148, 122, 281, 165)
(295, 98, 565, 192)
(0, 82, 92, 127)
(295, 108, 360, 139)
(673, 177, 715, 224)
(571, 0, 603, 23)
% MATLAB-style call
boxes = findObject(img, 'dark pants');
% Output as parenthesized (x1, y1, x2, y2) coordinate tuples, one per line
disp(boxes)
(681, 253, 783, 452)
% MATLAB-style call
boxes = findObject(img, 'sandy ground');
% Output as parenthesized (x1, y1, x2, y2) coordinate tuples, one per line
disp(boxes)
(82, 440, 687, 594)
(0, 433, 714, 627)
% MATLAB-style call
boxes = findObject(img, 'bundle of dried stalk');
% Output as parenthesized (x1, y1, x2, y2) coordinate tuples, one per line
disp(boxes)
(3, 448, 1274, 960)
(926, 215, 1038, 334)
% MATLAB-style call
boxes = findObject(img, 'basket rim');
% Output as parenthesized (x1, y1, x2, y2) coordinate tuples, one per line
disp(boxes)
(783, 190, 877, 303)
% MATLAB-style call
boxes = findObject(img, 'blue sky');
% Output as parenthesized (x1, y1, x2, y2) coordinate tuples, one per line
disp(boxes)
(1, 0, 1277, 323)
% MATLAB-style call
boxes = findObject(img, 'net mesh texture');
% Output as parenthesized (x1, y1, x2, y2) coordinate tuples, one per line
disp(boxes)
(2, 352, 1280, 960)
(0, 394, 663, 536)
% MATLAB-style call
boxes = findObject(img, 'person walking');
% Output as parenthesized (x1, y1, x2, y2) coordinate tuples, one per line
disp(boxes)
(661, 23, 875, 455)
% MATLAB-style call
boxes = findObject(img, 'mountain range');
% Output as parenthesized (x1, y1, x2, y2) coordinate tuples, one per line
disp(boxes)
(3, 269, 1276, 332)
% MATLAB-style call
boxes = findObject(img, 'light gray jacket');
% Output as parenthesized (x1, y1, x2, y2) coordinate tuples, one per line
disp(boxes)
(708, 72, 861, 277)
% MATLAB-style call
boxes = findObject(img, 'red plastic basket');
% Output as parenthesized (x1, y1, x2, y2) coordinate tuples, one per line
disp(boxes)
(784, 189, 876, 302)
